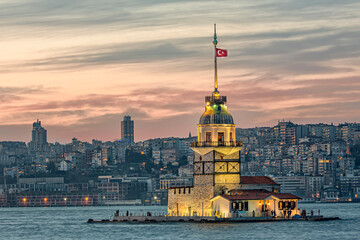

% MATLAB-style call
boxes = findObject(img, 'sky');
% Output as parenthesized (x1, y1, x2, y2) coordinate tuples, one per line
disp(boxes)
(1, 0, 360, 143)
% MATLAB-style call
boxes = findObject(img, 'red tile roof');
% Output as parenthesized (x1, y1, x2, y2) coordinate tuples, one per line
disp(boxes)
(240, 176, 279, 185)
(272, 193, 301, 199)
(221, 189, 272, 200)
(216, 189, 301, 201)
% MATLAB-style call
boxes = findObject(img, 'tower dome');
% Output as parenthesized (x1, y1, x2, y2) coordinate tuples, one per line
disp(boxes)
(199, 96, 234, 125)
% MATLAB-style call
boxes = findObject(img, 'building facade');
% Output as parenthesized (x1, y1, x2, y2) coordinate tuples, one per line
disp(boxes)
(121, 116, 134, 143)
(28, 120, 47, 152)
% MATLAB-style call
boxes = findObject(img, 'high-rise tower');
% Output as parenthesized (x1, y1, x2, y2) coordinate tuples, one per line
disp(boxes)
(29, 119, 48, 152)
(121, 116, 134, 143)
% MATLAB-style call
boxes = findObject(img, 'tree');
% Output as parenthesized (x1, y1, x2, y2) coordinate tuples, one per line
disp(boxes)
(46, 161, 57, 173)
(178, 155, 188, 166)
(350, 144, 360, 167)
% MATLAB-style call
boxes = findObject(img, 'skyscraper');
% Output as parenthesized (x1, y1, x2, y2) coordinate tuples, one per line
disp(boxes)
(121, 116, 134, 143)
(29, 119, 48, 152)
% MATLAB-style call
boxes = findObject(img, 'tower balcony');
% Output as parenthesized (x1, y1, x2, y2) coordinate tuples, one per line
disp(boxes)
(205, 95, 227, 104)
(191, 141, 243, 148)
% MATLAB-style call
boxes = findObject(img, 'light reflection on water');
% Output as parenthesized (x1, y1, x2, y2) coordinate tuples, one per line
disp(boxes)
(0, 203, 359, 240)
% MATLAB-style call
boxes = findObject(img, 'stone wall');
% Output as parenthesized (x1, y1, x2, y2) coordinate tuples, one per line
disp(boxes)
(167, 185, 214, 216)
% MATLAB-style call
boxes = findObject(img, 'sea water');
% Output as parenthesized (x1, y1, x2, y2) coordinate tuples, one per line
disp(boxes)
(0, 203, 359, 240)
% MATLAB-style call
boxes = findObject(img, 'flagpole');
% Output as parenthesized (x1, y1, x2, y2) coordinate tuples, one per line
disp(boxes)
(213, 23, 218, 92)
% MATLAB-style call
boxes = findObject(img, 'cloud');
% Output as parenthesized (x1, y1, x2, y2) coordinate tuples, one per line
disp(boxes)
(1, 0, 360, 142)
(14, 42, 199, 71)
(0, 85, 55, 104)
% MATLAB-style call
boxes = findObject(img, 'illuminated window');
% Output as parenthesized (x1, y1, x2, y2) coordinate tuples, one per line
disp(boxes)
(239, 202, 243, 211)
(232, 202, 238, 210)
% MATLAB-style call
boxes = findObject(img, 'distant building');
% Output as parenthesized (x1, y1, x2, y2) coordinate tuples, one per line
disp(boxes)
(58, 160, 72, 171)
(121, 116, 134, 143)
(28, 120, 47, 152)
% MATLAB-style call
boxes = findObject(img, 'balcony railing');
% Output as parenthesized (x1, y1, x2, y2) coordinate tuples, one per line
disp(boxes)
(191, 141, 243, 147)
(205, 95, 227, 103)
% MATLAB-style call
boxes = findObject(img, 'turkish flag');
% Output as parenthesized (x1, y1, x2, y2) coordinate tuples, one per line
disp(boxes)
(216, 48, 228, 57)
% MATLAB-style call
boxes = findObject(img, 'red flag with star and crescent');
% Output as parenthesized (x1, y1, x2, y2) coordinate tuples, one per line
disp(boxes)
(216, 48, 228, 57)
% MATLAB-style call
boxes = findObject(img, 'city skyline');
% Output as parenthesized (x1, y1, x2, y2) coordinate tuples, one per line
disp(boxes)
(1, 1, 360, 143)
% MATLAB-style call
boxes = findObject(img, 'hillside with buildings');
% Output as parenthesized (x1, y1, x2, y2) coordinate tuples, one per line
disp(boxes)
(1, 118, 360, 207)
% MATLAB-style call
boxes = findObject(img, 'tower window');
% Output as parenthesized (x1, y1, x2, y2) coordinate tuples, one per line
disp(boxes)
(218, 132, 224, 145)
(206, 132, 212, 142)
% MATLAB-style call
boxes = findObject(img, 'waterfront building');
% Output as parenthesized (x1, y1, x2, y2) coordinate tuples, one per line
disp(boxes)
(211, 189, 301, 218)
(121, 116, 134, 143)
(167, 25, 300, 218)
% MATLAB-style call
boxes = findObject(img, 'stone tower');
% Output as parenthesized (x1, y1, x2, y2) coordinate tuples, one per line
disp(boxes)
(192, 89, 242, 196)
(167, 25, 242, 217)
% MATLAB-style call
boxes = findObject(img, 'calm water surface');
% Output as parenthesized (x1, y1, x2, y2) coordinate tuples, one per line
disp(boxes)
(0, 203, 359, 240)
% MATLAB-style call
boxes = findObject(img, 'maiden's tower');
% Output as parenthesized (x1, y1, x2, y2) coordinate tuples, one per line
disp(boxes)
(167, 25, 301, 218)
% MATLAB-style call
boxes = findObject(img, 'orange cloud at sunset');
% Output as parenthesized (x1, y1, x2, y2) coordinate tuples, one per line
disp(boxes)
(1, 0, 360, 143)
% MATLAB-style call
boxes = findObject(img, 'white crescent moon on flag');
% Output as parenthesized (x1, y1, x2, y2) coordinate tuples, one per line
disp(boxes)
(217, 50, 222, 55)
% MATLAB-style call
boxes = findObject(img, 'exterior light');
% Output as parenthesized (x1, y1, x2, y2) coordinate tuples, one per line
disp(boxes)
(85, 197, 89, 201)
(22, 198, 27, 202)
(64, 198, 67, 201)
(44, 198, 47, 202)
